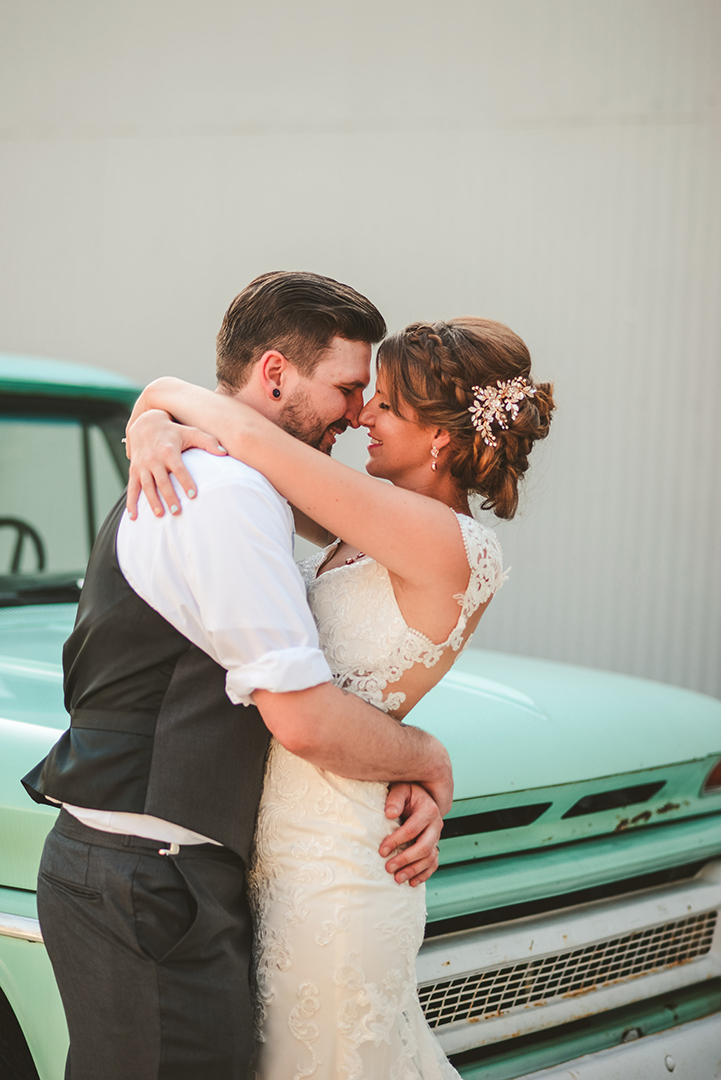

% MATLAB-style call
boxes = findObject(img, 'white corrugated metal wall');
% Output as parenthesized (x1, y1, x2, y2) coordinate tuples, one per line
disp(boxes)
(1, 1, 719, 696)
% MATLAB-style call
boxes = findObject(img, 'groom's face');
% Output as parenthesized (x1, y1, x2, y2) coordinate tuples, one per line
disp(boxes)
(279, 337, 372, 454)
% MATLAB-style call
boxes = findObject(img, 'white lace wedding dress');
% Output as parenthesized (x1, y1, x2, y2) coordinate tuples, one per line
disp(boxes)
(248, 512, 504, 1080)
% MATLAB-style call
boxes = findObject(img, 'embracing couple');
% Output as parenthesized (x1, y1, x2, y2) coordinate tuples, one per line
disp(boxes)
(23, 271, 553, 1079)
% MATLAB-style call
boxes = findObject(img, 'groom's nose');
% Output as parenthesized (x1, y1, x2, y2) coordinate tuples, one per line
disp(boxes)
(344, 388, 366, 427)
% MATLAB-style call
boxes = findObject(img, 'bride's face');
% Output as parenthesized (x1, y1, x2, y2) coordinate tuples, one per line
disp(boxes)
(359, 372, 436, 487)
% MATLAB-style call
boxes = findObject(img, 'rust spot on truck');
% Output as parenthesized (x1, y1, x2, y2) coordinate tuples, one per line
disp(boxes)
(655, 802, 680, 814)
(563, 984, 597, 998)
(615, 809, 653, 831)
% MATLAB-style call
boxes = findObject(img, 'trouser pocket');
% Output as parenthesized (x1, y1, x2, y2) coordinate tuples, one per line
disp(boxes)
(132, 855, 198, 963)
(39, 870, 101, 901)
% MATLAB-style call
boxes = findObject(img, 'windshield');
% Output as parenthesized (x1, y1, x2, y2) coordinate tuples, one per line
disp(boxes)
(0, 399, 129, 604)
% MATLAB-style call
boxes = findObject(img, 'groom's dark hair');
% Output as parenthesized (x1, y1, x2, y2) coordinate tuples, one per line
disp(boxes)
(216, 271, 387, 391)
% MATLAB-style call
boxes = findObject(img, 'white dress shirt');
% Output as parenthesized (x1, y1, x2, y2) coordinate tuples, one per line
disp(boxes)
(64, 448, 332, 846)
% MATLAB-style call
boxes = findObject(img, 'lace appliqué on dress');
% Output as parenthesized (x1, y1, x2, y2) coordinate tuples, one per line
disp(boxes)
(298, 513, 505, 713)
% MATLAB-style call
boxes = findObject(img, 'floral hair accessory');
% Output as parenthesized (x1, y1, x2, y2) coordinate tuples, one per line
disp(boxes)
(468, 376, 536, 447)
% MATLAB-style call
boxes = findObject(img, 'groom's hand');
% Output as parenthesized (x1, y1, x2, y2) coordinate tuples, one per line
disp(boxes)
(380, 783, 444, 887)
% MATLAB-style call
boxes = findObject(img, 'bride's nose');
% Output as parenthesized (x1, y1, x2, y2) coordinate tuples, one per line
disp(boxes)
(359, 401, 374, 427)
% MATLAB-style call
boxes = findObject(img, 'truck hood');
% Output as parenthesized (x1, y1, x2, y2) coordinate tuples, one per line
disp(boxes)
(409, 648, 721, 799)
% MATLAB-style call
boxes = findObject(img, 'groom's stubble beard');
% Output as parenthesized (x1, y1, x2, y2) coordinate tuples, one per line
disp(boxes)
(279, 386, 347, 455)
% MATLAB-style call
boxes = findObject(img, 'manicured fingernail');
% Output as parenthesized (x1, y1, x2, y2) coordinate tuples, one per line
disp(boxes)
(170, 504, 179, 515)
(187, 489, 196, 499)
(217, 445, 227, 454)
(128, 511, 135, 520)
(154, 507, 163, 517)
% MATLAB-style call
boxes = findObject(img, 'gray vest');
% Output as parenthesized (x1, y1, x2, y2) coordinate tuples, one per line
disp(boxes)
(23, 497, 271, 863)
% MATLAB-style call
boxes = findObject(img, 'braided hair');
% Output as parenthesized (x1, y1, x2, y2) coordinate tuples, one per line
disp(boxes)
(376, 318, 555, 519)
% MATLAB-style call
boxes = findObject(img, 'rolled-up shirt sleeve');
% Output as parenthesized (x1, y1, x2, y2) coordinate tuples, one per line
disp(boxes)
(117, 450, 332, 706)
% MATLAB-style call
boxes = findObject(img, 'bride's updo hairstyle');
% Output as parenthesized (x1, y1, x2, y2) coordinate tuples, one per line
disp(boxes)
(377, 318, 555, 519)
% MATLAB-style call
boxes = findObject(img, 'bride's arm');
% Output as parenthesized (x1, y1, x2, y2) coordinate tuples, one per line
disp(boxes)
(127, 378, 468, 589)
(124, 406, 333, 545)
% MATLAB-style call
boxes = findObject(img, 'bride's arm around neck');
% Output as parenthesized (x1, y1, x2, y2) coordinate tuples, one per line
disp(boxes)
(127, 377, 471, 596)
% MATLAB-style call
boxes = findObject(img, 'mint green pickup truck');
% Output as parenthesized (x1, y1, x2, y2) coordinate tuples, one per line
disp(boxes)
(1, 354, 720, 1080)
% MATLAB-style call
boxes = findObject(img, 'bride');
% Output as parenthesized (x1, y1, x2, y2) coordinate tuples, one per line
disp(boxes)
(125, 317, 554, 1079)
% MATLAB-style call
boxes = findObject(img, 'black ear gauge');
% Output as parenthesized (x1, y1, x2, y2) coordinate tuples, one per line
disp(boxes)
(272, 388, 281, 398)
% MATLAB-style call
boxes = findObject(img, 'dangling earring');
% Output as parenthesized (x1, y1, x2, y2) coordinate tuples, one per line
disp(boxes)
(430, 445, 439, 471)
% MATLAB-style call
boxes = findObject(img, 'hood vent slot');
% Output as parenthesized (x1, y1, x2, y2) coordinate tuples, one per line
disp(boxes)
(443, 802, 551, 839)
(562, 781, 666, 819)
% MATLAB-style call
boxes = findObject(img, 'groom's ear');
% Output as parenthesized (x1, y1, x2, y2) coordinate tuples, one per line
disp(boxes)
(258, 349, 290, 401)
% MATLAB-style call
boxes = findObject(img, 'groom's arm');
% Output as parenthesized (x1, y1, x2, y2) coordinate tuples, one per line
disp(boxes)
(253, 682, 453, 815)
(254, 683, 452, 885)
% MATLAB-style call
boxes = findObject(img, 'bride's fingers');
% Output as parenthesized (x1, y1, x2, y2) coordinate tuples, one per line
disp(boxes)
(139, 466, 172, 518)
(160, 458, 198, 506)
(126, 471, 142, 520)
(184, 427, 227, 458)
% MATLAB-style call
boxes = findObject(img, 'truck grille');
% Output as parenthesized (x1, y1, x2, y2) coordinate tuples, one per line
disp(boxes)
(419, 909, 717, 1029)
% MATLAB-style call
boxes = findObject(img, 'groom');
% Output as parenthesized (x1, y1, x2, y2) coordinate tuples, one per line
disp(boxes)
(23, 271, 453, 1080)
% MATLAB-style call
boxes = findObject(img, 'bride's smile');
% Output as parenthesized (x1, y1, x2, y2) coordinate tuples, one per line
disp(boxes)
(360, 376, 442, 488)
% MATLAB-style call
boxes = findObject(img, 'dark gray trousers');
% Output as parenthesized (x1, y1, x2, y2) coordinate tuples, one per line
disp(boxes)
(37, 810, 255, 1080)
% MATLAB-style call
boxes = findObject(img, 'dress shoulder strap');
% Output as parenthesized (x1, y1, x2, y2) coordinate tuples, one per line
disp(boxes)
(447, 514, 506, 652)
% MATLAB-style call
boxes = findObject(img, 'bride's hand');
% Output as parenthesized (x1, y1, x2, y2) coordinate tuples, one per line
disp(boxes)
(125, 409, 226, 520)
(380, 782, 444, 887)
